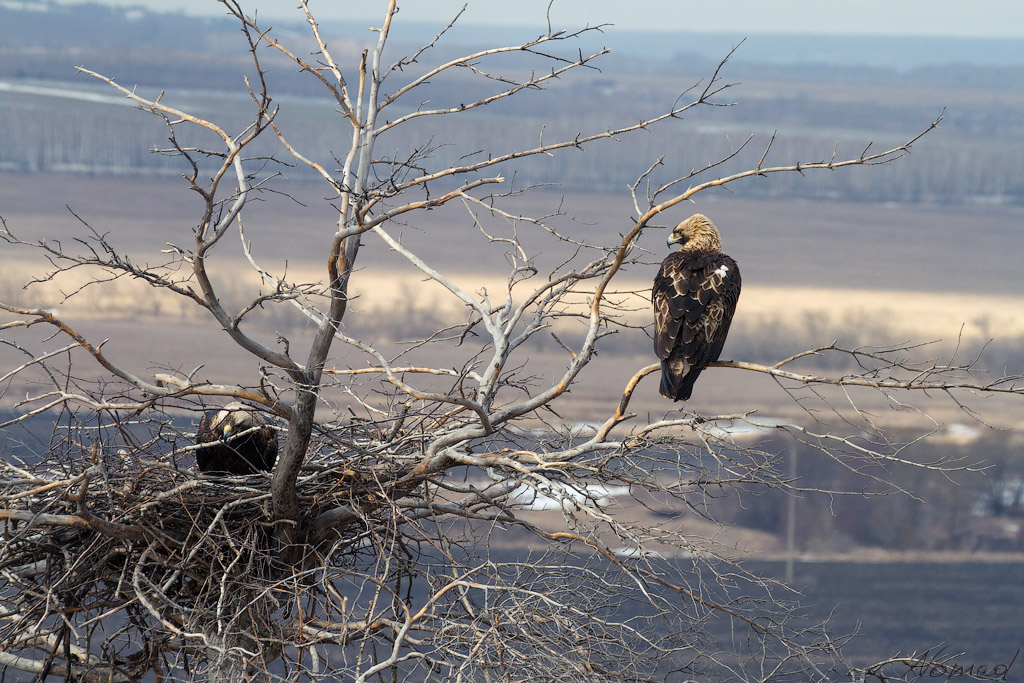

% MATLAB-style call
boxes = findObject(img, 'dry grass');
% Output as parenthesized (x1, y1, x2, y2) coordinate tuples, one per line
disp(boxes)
(5, 259, 1022, 341)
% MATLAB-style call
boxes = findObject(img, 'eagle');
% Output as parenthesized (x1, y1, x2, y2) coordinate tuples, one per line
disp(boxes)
(652, 214, 741, 401)
(195, 402, 278, 475)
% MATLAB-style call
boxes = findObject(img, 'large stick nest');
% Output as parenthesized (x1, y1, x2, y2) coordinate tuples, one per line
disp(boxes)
(0, 431, 388, 619)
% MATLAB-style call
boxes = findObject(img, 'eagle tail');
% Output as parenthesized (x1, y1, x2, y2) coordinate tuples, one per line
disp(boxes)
(659, 362, 703, 402)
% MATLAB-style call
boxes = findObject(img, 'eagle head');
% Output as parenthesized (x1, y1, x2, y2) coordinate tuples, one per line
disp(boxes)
(213, 402, 254, 441)
(667, 214, 721, 252)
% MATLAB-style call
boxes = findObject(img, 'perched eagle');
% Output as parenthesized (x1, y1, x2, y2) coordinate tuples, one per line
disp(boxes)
(653, 214, 741, 401)
(195, 402, 278, 475)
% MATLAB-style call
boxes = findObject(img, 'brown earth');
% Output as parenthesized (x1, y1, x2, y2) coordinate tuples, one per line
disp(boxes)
(1, 171, 1022, 430)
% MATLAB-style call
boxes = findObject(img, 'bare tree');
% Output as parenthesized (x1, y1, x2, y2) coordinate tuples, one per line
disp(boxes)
(0, 2, 1020, 681)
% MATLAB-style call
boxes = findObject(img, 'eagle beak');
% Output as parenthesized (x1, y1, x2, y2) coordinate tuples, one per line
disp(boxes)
(222, 424, 232, 440)
(667, 232, 681, 247)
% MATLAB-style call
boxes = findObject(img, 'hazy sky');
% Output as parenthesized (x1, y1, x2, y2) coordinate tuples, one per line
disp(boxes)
(53, 0, 1024, 37)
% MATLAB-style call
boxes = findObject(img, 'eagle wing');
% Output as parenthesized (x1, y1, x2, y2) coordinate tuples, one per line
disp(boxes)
(653, 251, 741, 399)
(195, 413, 217, 473)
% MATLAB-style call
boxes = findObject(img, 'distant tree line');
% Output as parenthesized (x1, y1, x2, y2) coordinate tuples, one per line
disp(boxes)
(712, 430, 1024, 554)
(2, 3, 1023, 207)
(2, 91, 1022, 206)
(4, 3, 1019, 206)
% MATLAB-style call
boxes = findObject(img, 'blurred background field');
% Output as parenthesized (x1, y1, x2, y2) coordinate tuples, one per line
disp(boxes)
(1, 5, 1024, 672)
(1, 3, 1023, 649)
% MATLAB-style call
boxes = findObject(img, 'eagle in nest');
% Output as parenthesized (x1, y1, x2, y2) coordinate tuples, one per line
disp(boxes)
(196, 402, 278, 475)
(653, 214, 741, 401)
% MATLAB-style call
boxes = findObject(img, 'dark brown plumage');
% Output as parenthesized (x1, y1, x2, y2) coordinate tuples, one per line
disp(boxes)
(196, 402, 278, 475)
(653, 214, 741, 401)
